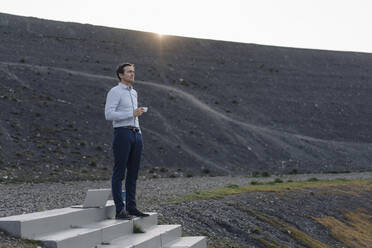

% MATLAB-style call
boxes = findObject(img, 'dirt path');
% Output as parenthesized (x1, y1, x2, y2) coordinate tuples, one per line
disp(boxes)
(0, 61, 348, 144)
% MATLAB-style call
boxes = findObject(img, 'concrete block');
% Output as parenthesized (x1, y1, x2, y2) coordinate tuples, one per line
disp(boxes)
(89, 219, 132, 243)
(160, 225, 182, 246)
(40, 227, 102, 248)
(164, 236, 207, 248)
(83, 188, 111, 208)
(0, 187, 206, 248)
(0, 201, 115, 238)
(34, 212, 157, 248)
(109, 225, 181, 248)
(105, 200, 116, 219)
(133, 213, 158, 231)
(0, 220, 20, 238)
(36, 218, 134, 248)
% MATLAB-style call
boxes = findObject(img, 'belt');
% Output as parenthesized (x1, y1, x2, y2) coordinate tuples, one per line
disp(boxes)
(120, 126, 140, 132)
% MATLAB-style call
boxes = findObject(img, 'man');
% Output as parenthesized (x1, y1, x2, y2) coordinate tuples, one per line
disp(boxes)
(105, 62, 149, 219)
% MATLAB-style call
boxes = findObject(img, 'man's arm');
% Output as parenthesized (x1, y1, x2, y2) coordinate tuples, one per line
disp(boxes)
(105, 89, 134, 121)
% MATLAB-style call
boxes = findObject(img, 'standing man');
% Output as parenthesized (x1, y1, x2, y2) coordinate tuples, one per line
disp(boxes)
(105, 62, 149, 219)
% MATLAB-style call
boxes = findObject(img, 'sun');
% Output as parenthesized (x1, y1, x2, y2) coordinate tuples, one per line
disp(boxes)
(154, 30, 166, 39)
(152, 26, 169, 39)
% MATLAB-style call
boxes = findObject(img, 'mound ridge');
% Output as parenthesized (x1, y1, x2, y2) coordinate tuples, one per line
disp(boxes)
(0, 12, 372, 180)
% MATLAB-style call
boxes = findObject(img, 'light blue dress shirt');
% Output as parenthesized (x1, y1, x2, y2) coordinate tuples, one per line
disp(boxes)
(105, 82, 140, 129)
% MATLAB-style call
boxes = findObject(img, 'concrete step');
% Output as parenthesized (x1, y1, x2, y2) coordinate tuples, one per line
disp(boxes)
(0, 187, 206, 248)
(96, 224, 182, 248)
(38, 225, 102, 248)
(164, 236, 207, 248)
(0, 200, 115, 239)
(35, 213, 157, 248)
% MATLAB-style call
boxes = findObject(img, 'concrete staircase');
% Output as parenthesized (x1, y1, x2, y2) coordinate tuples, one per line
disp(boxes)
(0, 189, 206, 248)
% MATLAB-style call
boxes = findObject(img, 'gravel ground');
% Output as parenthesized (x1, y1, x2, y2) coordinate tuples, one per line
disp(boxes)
(158, 183, 372, 247)
(0, 172, 371, 247)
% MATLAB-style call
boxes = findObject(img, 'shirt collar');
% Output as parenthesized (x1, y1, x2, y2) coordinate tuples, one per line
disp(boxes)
(118, 82, 133, 90)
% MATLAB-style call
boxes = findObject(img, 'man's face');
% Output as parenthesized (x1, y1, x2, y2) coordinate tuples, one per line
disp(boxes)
(120, 65, 135, 84)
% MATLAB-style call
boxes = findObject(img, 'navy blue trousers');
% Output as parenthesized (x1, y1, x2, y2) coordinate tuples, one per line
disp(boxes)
(112, 127, 143, 214)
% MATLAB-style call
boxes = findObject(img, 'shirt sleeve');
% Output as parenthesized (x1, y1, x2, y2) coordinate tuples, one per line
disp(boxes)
(105, 89, 134, 121)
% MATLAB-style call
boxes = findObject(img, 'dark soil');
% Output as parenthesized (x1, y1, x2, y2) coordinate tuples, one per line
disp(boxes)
(0, 12, 372, 182)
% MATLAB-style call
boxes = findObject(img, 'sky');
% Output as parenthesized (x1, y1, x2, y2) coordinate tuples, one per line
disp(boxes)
(1, 0, 372, 53)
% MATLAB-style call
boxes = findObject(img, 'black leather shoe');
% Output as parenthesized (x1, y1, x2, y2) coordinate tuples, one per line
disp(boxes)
(115, 209, 133, 220)
(128, 209, 150, 217)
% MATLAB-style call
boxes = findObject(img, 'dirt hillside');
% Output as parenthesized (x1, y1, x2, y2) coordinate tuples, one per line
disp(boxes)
(0, 13, 372, 182)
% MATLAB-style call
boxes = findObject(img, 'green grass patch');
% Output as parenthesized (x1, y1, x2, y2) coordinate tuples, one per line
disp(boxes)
(274, 178, 283, 183)
(243, 208, 331, 248)
(261, 172, 271, 177)
(208, 237, 243, 248)
(314, 209, 372, 247)
(226, 184, 239, 189)
(307, 177, 319, 182)
(253, 236, 290, 248)
(133, 224, 145, 233)
(173, 178, 372, 202)
(251, 181, 264, 185)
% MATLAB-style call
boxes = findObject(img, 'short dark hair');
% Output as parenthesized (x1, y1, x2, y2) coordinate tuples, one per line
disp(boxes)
(116, 62, 134, 80)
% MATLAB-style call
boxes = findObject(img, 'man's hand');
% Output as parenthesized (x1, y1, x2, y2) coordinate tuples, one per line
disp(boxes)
(133, 107, 145, 117)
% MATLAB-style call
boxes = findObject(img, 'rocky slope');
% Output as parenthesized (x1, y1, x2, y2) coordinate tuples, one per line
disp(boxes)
(0, 12, 372, 182)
